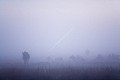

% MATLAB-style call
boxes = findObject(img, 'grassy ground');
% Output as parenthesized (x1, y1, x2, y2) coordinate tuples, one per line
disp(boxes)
(0, 63, 120, 80)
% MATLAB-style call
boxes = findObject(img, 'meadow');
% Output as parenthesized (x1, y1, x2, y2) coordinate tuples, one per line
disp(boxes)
(0, 62, 120, 80)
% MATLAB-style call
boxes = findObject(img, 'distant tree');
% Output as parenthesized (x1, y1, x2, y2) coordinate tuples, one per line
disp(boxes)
(47, 56, 51, 61)
(85, 50, 90, 55)
(76, 55, 85, 61)
(70, 55, 76, 61)
(69, 55, 85, 63)
(55, 57, 63, 62)
(47, 56, 53, 63)
(22, 51, 30, 64)
(95, 54, 104, 61)
(108, 53, 120, 61)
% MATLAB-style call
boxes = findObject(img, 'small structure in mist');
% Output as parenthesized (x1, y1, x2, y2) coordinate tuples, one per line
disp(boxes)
(22, 51, 30, 64)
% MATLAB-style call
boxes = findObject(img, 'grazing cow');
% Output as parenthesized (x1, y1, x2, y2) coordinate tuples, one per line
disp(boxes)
(22, 51, 30, 64)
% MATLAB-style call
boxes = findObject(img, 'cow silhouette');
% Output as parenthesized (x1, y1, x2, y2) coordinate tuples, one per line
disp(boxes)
(22, 51, 30, 64)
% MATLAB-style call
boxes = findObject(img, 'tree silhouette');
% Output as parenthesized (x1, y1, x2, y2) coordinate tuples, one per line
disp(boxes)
(22, 51, 30, 64)
(70, 55, 76, 61)
(85, 50, 90, 56)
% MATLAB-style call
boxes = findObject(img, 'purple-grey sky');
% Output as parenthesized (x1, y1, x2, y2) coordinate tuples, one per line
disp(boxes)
(0, 0, 120, 62)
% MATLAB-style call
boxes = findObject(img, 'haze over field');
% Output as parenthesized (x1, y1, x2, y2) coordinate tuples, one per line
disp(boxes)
(0, 0, 120, 63)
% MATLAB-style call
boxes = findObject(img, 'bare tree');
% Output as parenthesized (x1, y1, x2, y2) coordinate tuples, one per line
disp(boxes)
(22, 51, 30, 64)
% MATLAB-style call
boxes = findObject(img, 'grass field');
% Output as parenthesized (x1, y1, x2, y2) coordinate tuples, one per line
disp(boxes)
(0, 62, 120, 80)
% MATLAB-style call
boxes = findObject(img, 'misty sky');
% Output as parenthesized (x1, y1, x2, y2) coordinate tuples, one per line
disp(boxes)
(0, 0, 120, 62)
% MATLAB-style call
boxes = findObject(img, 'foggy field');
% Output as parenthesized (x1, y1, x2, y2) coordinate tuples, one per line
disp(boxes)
(0, 62, 120, 80)
(0, 0, 120, 80)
